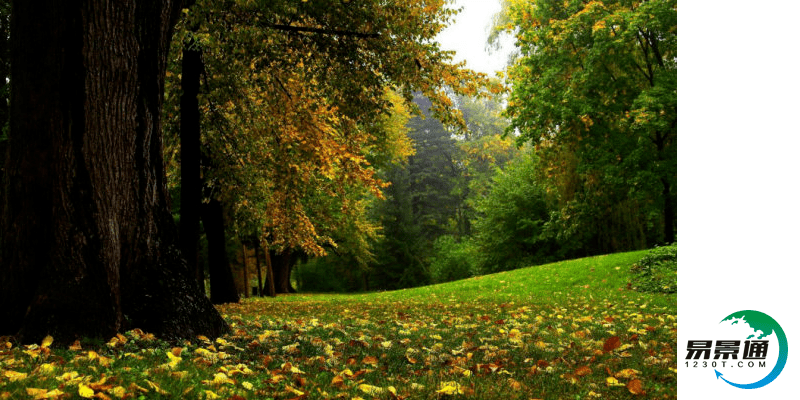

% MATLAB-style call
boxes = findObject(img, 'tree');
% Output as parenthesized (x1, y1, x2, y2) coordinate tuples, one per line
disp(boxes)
(0, 0, 8, 135)
(160, 0, 499, 293)
(473, 151, 559, 273)
(0, 0, 228, 343)
(496, 0, 677, 250)
(0, 0, 9, 185)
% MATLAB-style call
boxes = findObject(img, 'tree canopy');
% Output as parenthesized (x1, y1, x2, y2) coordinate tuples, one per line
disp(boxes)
(496, 0, 677, 251)
(164, 0, 499, 257)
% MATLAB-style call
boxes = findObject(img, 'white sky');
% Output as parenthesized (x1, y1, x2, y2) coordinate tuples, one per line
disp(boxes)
(435, 0, 515, 76)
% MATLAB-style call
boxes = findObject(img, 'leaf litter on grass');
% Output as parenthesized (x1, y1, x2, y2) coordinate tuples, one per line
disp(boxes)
(1, 254, 676, 399)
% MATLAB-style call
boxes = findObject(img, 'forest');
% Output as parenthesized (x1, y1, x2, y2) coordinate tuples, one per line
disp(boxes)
(0, 0, 675, 346)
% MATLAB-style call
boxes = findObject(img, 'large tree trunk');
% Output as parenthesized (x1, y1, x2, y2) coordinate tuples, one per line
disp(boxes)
(201, 198, 240, 304)
(179, 38, 203, 291)
(0, 0, 228, 343)
(271, 250, 297, 294)
(0, 0, 8, 131)
(261, 242, 276, 297)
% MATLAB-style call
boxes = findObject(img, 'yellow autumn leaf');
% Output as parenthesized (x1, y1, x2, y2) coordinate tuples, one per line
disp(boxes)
(606, 376, 625, 387)
(26, 388, 64, 400)
(358, 384, 384, 395)
(109, 386, 126, 398)
(57, 371, 80, 383)
(615, 368, 641, 379)
(203, 390, 220, 400)
(38, 363, 57, 375)
(436, 381, 463, 395)
(165, 351, 182, 369)
(78, 384, 94, 398)
(241, 381, 254, 390)
(3, 370, 27, 381)
(170, 371, 189, 379)
(284, 385, 305, 396)
(145, 380, 170, 395)
(25, 388, 47, 397)
(213, 372, 235, 385)
(41, 335, 54, 348)
(106, 336, 120, 348)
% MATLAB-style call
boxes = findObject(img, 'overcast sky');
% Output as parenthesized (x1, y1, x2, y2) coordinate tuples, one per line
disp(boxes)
(435, 0, 515, 76)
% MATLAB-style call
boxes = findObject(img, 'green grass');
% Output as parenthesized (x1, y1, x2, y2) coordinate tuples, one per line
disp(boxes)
(1, 250, 677, 399)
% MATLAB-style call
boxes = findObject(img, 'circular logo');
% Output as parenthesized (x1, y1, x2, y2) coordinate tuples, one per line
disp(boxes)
(714, 310, 788, 389)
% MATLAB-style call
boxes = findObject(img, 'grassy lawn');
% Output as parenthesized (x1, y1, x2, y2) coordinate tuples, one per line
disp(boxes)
(1, 250, 677, 399)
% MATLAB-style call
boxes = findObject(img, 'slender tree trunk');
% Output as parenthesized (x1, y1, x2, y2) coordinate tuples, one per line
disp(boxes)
(240, 242, 249, 298)
(662, 177, 675, 243)
(201, 198, 239, 304)
(262, 242, 276, 297)
(253, 239, 263, 297)
(0, 0, 228, 343)
(179, 38, 203, 292)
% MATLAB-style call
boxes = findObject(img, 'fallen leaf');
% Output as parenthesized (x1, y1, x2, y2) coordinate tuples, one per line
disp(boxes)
(627, 379, 644, 395)
(615, 368, 640, 379)
(26, 388, 64, 400)
(575, 366, 592, 376)
(109, 386, 126, 398)
(362, 355, 379, 366)
(145, 380, 170, 395)
(358, 384, 384, 396)
(603, 336, 621, 352)
(331, 375, 345, 388)
(606, 376, 625, 387)
(436, 381, 462, 395)
(3, 370, 27, 382)
(78, 384, 94, 398)
(203, 390, 220, 400)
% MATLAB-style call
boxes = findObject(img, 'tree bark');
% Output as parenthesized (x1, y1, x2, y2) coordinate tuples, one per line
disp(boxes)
(0, 0, 8, 131)
(253, 239, 263, 296)
(262, 242, 276, 297)
(240, 242, 249, 298)
(0, 0, 228, 343)
(201, 198, 239, 305)
(662, 177, 676, 244)
(271, 250, 297, 294)
(179, 38, 203, 292)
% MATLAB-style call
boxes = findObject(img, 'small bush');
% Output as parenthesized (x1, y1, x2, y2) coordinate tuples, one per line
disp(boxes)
(630, 244, 677, 293)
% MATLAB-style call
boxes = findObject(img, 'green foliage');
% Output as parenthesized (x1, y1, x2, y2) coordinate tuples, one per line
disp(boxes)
(496, 0, 677, 251)
(630, 244, 677, 294)
(473, 151, 560, 274)
(295, 257, 355, 293)
(428, 235, 478, 284)
(369, 161, 430, 290)
(366, 93, 515, 290)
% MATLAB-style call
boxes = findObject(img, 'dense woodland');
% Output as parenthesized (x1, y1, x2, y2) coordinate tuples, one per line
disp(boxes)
(0, 0, 675, 342)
